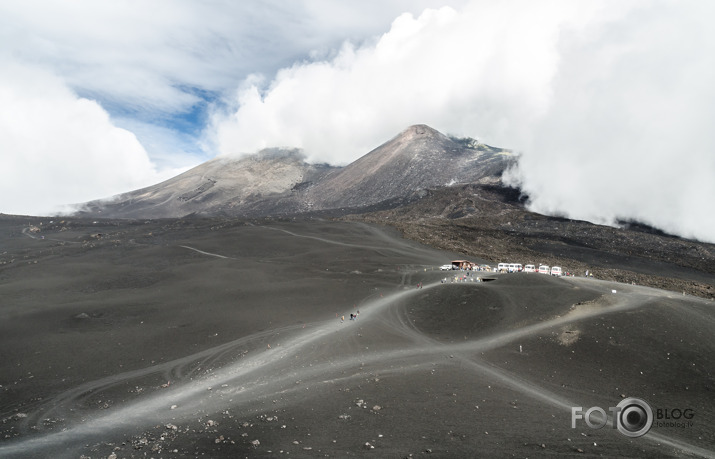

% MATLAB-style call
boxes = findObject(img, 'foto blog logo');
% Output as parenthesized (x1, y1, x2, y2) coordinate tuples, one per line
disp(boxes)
(571, 397, 653, 438)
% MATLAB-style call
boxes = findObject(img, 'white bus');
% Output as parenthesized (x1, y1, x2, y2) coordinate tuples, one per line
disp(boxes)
(538, 265, 550, 274)
(550, 266, 563, 276)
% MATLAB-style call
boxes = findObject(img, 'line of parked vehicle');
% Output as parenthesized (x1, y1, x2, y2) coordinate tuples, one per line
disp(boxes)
(497, 263, 562, 276)
(439, 262, 565, 276)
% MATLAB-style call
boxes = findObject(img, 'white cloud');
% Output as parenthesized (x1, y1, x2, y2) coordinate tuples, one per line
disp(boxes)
(0, 63, 177, 216)
(210, 0, 715, 242)
(208, 1, 594, 163)
(0, 1, 459, 118)
(503, 1, 715, 243)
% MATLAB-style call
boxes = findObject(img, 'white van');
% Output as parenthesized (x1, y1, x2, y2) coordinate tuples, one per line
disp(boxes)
(538, 265, 550, 274)
(550, 266, 563, 276)
(498, 263, 508, 272)
(524, 264, 536, 273)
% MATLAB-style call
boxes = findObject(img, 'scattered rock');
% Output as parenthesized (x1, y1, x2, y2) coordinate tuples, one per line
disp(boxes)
(251, 439, 260, 447)
(364, 442, 375, 449)
(132, 437, 148, 450)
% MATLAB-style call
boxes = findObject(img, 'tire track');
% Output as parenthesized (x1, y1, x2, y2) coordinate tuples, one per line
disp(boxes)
(2, 275, 712, 458)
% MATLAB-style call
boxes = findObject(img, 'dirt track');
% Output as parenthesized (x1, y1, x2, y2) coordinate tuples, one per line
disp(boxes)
(0, 216, 713, 458)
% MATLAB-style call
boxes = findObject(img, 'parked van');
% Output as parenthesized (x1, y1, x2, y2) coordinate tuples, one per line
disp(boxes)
(498, 263, 508, 272)
(550, 266, 563, 276)
(538, 265, 550, 274)
(524, 264, 536, 273)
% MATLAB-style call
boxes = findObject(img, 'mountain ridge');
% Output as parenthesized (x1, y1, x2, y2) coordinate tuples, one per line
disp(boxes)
(76, 124, 513, 219)
(303, 124, 509, 210)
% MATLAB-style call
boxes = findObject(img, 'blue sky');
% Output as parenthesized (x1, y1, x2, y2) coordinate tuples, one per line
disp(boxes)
(1, 1, 714, 242)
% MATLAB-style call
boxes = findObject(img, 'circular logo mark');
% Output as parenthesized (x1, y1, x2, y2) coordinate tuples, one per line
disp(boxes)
(616, 397, 653, 437)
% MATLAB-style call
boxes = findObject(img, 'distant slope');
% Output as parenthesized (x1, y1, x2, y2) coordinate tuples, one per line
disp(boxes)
(76, 125, 512, 219)
(304, 124, 511, 210)
(77, 149, 336, 219)
(342, 183, 715, 300)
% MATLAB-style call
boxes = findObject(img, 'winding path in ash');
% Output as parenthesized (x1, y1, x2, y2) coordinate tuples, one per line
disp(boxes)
(179, 245, 234, 259)
(2, 229, 713, 458)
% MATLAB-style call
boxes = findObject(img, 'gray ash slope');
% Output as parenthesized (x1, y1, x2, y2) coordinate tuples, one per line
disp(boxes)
(77, 149, 338, 219)
(303, 124, 509, 210)
(73, 123, 715, 300)
(343, 183, 715, 299)
(77, 125, 512, 219)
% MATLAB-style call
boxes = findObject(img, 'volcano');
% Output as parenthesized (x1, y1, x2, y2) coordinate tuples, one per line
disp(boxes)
(76, 125, 512, 219)
(1, 124, 713, 458)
